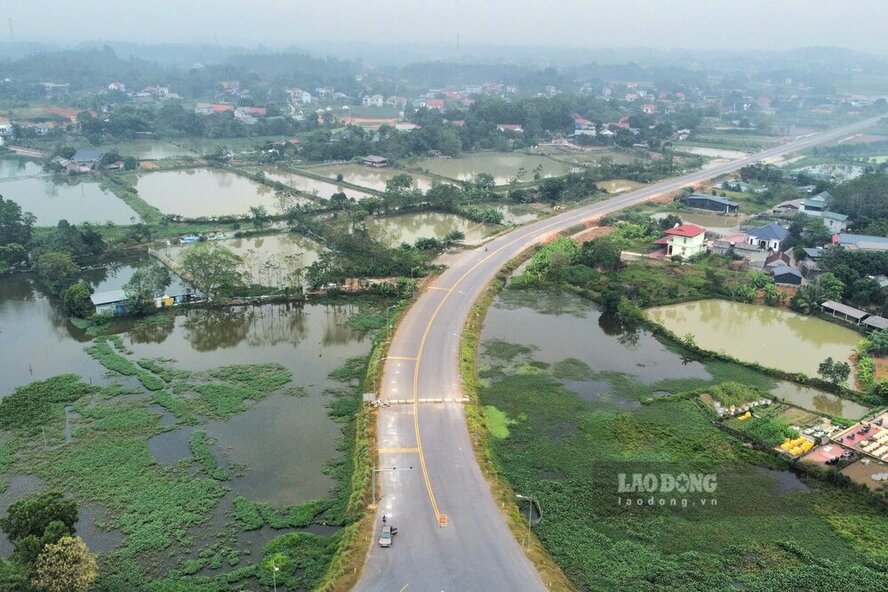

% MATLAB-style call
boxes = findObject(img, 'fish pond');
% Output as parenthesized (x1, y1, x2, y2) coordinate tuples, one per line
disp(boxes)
(161, 232, 325, 288)
(263, 169, 373, 201)
(0, 158, 139, 225)
(480, 288, 712, 409)
(646, 299, 861, 380)
(303, 163, 437, 193)
(134, 168, 293, 218)
(412, 152, 570, 185)
(366, 211, 493, 246)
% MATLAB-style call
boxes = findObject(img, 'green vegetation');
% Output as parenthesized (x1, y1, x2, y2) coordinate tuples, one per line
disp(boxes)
(709, 382, 762, 406)
(188, 432, 228, 481)
(483, 405, 515, 439)
(479, 341, 888, 590)
(731, 416, 798, 447)
(0, 375, 97, 436)
(232, 497, 328, 530)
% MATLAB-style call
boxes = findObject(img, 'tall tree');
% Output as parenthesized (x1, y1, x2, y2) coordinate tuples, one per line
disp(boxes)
(180, 244, 243, 299)
(123, 263, 172, 315)
(34, 251, 80, 297)
(31, 536, 97, 592)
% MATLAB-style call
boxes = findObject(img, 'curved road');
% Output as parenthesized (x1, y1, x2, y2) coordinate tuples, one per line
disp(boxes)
(355, 116, 881, 592)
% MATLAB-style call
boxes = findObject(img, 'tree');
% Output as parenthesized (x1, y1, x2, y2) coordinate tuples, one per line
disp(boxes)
(818, 357, 851, 385)
(34, 251, 80, 297)
(123, 263, 172, 315)
(63, 282, 95, 318)
(0, 491, 78, 544)
(578, 236, 621, 271)
(0, 195, 36, 248)
(0, 196, 35, 268)
(790, 283, 823, 315)
(818, 272, 845, 302)
(248, 205, 269, 229)
(31, 536, 97, 592)
(180, 244, 243, 299)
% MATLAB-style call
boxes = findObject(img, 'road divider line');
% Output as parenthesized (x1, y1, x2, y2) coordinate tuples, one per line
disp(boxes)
(379, 447, 420, 454)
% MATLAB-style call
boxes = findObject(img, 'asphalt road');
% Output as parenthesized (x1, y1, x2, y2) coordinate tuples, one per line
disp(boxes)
(354, 116, 882, 592)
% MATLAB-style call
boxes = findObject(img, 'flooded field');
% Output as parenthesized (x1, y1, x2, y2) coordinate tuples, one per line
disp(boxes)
(647, 300, 861, 379)
(366, 211, 492, 246)
(481, 289, 711, 408)
(484, 202, 543, 225)
(0, 158, 139, 225)
(94, 141, 197, 160)
(305, 163, 437, 193)
(0, 269, 378, 554)
(263, 169, 373, 201)
(162, 232, 325, 288)
(549, 150, 644, 167)
(413, 152, 570, 185)
(135, 168, 290, 218)
(771, 381, 869, 420)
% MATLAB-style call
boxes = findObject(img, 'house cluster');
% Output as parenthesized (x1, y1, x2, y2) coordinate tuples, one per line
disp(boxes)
(193, 103, 268, 124)
(49, 149, 121, 175)
(772, 190, 849, 233)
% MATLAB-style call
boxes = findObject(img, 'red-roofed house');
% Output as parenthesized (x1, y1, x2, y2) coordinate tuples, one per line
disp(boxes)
(423, 99, 445, 110)
(661, 224, 706, 259)
(641, 103, 656, 114)
(451, 120, 466, 127)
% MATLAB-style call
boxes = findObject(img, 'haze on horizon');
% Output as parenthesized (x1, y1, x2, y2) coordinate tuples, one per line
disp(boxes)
(5, 0, 888, 57)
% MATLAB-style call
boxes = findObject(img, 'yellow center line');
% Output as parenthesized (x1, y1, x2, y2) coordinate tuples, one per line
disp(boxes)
(379, 447, 419, 454)
(410, 214, 594, 525)
(427, 286, 451, 291)
(385, 356, 417, 361)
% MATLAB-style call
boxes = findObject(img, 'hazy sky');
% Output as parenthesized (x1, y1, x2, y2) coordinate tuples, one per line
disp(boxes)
(6, 0, 888, 55)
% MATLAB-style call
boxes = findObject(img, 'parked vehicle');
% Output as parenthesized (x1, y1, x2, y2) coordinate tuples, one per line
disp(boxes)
(378, 524, 398, 547)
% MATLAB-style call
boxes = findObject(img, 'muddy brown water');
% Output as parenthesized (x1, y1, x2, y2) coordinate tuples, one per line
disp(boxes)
(135, 168, 296, 218)
(646, 300, 861, 382)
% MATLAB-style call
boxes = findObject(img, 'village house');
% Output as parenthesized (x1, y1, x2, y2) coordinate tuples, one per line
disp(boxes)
(496, 124, 524, 133)
(423, 98, 445, 110)
(386, 96, 408, 108)
(71, 149, 105, 170)
(657, 223, 706, 260)
(770, 262, 802, 286)
(746, 222, 789, 251)
(287, 88, 312, 104)
(362, 94, 384, 107)
(362, 155, 389, 168)
(107, 81, 126, 92)
(194, 103, 235, 115)
(820, 211, 849, 233)
(834, 233, 888, 252)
